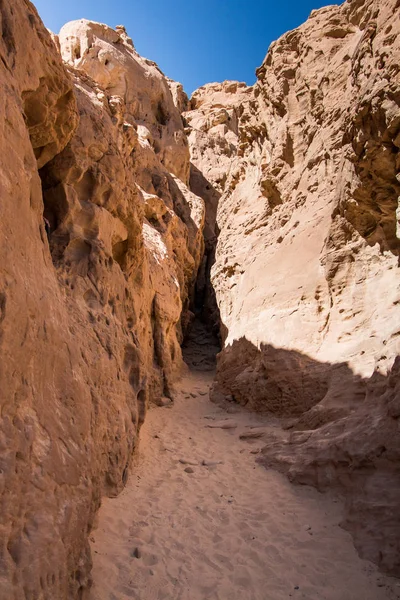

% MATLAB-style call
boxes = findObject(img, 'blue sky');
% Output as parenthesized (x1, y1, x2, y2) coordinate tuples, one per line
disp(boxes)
(33, 0, 342, 96)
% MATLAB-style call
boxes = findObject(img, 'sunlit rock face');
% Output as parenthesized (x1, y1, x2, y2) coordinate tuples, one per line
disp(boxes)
(47, 18, 205, 401)
(185, 0, 400, 577)
(58, 19, 191, 183)
(0, 6, 203, 598)
(1, 0, 399, 595)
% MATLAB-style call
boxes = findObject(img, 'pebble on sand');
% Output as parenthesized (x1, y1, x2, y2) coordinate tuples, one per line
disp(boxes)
(158, 397, 172, 407)
(131, 547, 141, 559)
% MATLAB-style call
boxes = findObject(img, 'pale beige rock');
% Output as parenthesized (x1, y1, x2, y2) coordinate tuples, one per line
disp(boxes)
(185, 0, 400, 577)
(59, 19, 191, 183)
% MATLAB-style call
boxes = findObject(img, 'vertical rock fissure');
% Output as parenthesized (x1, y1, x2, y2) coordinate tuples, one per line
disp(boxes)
(181, 246, 222, 372)
(181, 168, 222, 371)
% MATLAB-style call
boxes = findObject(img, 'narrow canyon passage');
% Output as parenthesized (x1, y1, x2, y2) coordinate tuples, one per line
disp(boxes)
(88, 367, 399, 600)
(1, 1, 399, 597)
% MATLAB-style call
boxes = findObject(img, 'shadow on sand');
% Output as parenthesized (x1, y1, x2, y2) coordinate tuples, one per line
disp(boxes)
(211, 336, 400, 577)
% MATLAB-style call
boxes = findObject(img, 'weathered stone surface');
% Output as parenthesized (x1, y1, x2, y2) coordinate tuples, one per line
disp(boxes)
(1, 0, 400, 594)
(44, 18, 205, 400)
(0, 7, 203, 599)
(58, 19, 191, 183)
(185, 0, 400, 577)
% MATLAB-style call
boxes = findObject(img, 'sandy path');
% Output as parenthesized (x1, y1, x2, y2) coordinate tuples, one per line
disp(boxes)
(89, 370, 400, 600)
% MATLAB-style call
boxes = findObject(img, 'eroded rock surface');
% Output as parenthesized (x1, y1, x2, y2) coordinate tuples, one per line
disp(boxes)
(1, 0, 400, 595)
(0, 7, 203, 599)
(185, 0, 400, 577)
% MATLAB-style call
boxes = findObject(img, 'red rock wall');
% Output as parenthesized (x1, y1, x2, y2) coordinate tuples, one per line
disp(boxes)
(0, 5, 204, 598)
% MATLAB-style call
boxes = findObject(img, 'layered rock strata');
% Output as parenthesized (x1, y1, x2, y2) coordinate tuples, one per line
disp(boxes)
(0, 5, 203, 598)
(184, 0, 400, 576)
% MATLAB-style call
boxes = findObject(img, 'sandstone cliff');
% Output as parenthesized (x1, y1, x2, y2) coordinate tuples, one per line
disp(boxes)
(184, 0, 400, 577)
(0, 4, 204, 598)
(1, 0, 399, 596)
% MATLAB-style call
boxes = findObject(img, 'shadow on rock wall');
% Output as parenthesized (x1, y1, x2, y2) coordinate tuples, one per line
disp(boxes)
(189, 162, 222, 335)
(181, 163, 222, 371)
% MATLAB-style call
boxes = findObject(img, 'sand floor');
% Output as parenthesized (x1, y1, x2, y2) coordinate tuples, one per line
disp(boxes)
(89, 370, 400, 600)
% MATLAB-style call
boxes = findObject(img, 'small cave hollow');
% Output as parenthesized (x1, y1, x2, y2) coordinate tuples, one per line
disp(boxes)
(112, 238, 129, 270)
(38, 165, 71, 263)
(155, 101, 169, 127)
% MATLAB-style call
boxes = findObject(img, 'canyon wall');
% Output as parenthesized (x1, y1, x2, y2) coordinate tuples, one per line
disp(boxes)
(185, 0, 400, 577)
(1, 0, 399, 596)
(0, 3, 203, 598)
